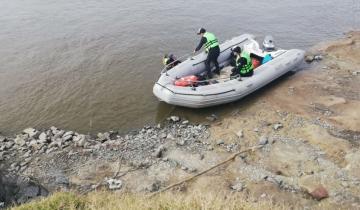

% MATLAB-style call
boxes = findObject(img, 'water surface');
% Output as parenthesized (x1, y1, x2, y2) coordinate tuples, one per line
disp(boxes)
(0, 0, 358, 134)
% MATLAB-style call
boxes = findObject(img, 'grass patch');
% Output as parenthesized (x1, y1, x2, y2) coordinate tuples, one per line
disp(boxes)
(10, 191, 291, 210)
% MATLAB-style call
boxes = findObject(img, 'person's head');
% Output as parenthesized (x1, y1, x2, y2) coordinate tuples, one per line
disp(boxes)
(197, 28, 206, 36)
(232, 46, 242, 55)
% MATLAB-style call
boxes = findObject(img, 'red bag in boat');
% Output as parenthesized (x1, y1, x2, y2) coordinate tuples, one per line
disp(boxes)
(174, 75, 198, 87)
(252, 58, 261, 69)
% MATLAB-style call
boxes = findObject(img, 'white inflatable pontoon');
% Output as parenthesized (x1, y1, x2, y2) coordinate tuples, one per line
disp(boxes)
(153, 34, 305, 108)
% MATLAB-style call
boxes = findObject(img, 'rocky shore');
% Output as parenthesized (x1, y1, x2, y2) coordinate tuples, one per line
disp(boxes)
(1, 31, 360, 209)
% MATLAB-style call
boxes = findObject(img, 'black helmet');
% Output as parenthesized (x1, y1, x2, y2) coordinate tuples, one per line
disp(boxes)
(197, 28, 206, 35)
(232, 46, 241, 53)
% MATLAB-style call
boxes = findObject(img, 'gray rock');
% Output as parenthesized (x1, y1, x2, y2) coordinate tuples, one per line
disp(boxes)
(53, 130, 65, 139)
(170, 116, 180, 122)
(305, 55, 314, 63)
(153, 145, 166, 158)
(62, 135, 73, 141)
(146, 180, 161, 192)
(0, 136, 6, 142)
(0, 145, 5, 151)
(182, 120, 189, 124)
(38, 132, 47, 142)
(63, 131, 74, 137)
(0, 202, 4, 208)
(23, 128, 39, 138)
(14, 134, 28, 146)
(107, 178, 123, 190)
(314, 55, 323, 61)
(206, 114, 218, 122)
(5, 141, 14, 149)
(55, 175, 70, 187)
(231, 182, 245, 192)
(97, 132, 109, 142)
(352, 71, 360, 76)
(176, 140, 185, 146)
(216, 139, 224, 145)
(253, 128, 259, 132)
(160, 133, 167, 139)
(258, 135, 268, 145)
(273, 123, 283, 130)
(73, 134, 85, 142)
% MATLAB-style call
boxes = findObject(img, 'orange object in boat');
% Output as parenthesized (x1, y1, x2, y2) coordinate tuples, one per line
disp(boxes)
(174, 75, 198, 87)
(252, 58, 261, 69)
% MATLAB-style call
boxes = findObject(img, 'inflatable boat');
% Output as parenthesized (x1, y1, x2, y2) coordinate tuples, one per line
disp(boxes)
(153, 34, 305, 108)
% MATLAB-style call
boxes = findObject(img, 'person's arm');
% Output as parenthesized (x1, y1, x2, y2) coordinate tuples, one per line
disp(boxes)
(194, 37, 207, 52)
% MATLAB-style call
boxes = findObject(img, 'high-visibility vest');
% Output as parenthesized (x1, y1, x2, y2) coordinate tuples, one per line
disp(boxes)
(203, 32, 219, 52)
(236, 51, 253, 74)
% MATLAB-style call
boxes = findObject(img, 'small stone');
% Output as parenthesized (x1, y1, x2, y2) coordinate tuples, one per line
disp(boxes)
(166, 133, 175, 140)
(207, 145, 214, 151)
(107, 178, 123, 190)
(305, 55, 314, 63)
(258, 135, 268, 145)
(309, 186, 328, 201)
(182, 120, 189, 124)
(5, 141, 14, 149)
(0, 136, 6, 142)
(176, 140, 185, 146)
(273, 123, 283, 130)
(216, 139, 224, 145)
(14, 134, 28, 146)
(260, 193, 267, 198)
(63, 131, 74, 137)
(162, 157, 168, 162)
(169, 116, 180, 122)
(236, 130, 244, 138)
(231, 182, 244, 192)
(38, 132, 47, 142)
(160, 133, 167, 139)
(62, 135, 73, 141)
(23, 128, 39, 138)
(146, 181, 161, 192)
(314, 55, 323, 61)
(253, 128, 259, 132)
(206, 114, 218, 122)
(181, 166, 188, 171)
(97, 132, 109, 142)
(152, 145, 166, 158)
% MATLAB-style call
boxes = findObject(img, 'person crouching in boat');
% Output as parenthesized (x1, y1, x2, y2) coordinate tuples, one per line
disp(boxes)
(163, 54, 181, 70)
(193, 28, 220, 79)
(230, 46, 254, 78)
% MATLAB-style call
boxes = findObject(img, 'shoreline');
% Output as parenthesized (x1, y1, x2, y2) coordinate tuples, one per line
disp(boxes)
(1, 31, 360, 209)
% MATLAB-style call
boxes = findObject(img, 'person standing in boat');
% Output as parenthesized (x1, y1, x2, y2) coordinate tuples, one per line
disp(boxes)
(230, 46, 254, 77)
(193, 28, 220, 79)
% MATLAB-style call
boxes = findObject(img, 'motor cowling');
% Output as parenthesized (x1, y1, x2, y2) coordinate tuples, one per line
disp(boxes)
(263, 35, 275, 51)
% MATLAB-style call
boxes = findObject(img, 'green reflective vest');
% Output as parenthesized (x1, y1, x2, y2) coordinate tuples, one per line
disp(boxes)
(163, 57, 169, 65)
(203, 32, 219, 52)
(236, 52, 253, 74)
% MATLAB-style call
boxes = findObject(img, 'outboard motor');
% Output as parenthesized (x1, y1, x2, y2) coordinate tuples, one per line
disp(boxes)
(263, 35, 275, 51)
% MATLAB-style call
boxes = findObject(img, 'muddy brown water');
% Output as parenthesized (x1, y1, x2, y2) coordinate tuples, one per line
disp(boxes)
(0, 0, 359, 134)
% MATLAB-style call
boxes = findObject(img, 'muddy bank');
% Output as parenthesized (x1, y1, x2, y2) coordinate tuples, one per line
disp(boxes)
(1, 31, 360, 209)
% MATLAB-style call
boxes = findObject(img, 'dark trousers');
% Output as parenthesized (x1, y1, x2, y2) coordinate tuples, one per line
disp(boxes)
(205, 46, 220, 78)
